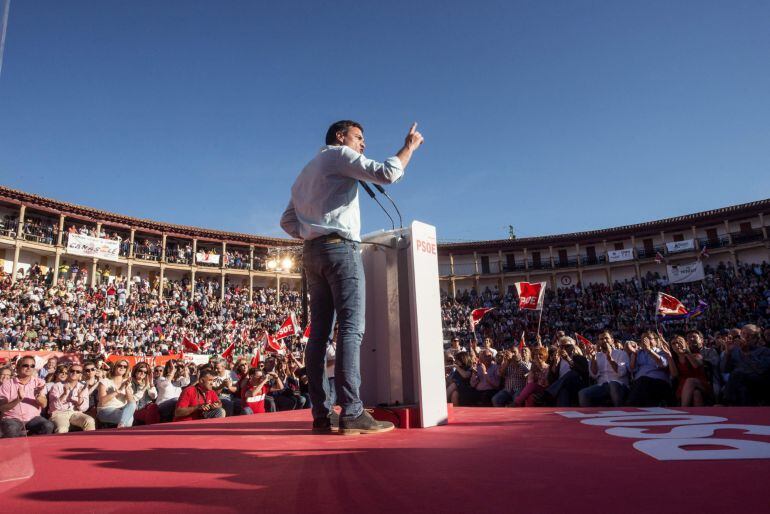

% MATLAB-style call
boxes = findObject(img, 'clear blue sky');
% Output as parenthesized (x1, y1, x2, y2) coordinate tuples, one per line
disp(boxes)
(1, 1, 769, 242)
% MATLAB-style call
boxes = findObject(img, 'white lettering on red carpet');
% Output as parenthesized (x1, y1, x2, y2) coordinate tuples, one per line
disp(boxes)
(555, 408, 770, 461)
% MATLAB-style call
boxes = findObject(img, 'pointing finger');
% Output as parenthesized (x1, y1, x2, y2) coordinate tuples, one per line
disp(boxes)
(409, 122, 417, 134)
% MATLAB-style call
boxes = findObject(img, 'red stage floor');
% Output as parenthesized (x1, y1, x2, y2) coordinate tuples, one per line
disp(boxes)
(1, 407, 769, 513)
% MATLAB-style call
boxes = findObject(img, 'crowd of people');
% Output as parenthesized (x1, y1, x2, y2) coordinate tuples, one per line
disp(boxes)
(1, 256, 769, 438)
(444, 324, 770, 410)
(442, 260, 770, 408)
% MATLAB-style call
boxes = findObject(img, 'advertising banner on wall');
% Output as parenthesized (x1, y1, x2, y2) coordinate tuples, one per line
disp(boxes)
(607, 249, 634, 263)
(66, 233, 120, 261)
(667, 261, 705, 284)
(666, 239, 695, 253)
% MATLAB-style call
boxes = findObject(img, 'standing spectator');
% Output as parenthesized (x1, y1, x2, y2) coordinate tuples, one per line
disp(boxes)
(97, 359, 136, 428)
(579, 332, 630, 407)
(173, 368, 225, 421)
(48, 364, 95, 433)
(0, 356, 54, 437)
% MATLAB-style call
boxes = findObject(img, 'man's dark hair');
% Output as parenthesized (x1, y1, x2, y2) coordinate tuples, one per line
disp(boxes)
(198, 368, 216, 380)
(325, 120, 363, 145)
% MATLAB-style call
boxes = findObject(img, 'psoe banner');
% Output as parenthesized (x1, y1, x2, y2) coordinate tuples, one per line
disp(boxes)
(666, 239, 695, 253)
(667, 261, 705, 284)
(607, 249, 634, 263)
(66, 233, 120, 261)
(196, 252, 220, 265)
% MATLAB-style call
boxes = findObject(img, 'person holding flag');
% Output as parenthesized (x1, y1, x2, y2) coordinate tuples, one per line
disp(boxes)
(280, 120, 424, 435)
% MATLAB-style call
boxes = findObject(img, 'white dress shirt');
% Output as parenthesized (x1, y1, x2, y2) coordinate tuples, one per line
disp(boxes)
(590, 349, 630, 386)
(280, 145, 404, 242)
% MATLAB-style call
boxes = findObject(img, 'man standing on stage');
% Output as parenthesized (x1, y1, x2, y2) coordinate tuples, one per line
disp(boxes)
(280, 120, 424, 434)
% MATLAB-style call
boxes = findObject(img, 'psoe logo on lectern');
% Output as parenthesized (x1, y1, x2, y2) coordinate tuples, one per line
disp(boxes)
(415, 239, 437, 255)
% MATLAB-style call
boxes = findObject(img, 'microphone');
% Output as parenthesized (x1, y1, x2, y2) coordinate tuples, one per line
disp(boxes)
(372, 184, 403, 229)
(358, 181, 395, 231)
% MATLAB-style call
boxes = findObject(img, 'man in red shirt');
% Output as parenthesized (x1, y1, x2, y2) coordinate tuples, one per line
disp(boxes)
(173, 369, 224, 421)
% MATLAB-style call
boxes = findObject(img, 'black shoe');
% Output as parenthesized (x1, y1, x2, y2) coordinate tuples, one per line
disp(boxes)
(311, 411, 340, 434)
(339, 410, 395, 435)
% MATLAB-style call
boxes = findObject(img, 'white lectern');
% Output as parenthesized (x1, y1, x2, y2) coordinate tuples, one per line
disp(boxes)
(360, 221, 448, 428)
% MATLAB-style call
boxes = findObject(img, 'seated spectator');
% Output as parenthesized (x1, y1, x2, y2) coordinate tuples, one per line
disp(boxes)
(470, 348, 500, 406)
(626, 332, 672, 407)
(211, 358, 239, 416)
(38, 357, 57, 379)
(723, 324, 770, 405)
(579, 332, 630, 407)
(514, 347, 550, 407)
(445, 337, 467, 360)
(44, 364, 69, 396)
(131, 363, 160, 425)
(0, 366, 12, 384)
(173, 368, 225, 421)
(492, 347, 531, 407)
(82, 361, 101, 419)
(155, 360, 190, 422)
(668, 335, 711, 407)
(0, 356, 54, 437)
(447, 351, 478, 406)
(241, 369, 271, 414)
(48, 364, 95, 433)
(97, 359, 136, 428)
(546, 337, 589, 407)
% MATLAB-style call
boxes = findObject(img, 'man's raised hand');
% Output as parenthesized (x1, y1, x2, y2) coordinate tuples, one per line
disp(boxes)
(405, 122, 424, 150)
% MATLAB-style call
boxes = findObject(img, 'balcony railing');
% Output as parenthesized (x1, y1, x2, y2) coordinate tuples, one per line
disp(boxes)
(502, 262, 527, 272)
(133, 242, 161, 261)
(452, 263, 477, 275)
(636, 246, 665, 259)
(697, 236, 730, 250)
(580, 255, 607, 266)
(22, 225, 57, 245)
(225, 255, 250, 270)
(730, 229, 764, 245)
(528, 260, 553, 270)
(0, 219, 18, 238)
(555, 257, 579, 269)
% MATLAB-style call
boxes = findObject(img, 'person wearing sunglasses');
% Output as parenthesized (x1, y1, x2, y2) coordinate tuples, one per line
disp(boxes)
(97, 360, 136, 428)
(0, 356, 54, 437)
(48, 364, 96, 433)
(131, 364, 160, 425)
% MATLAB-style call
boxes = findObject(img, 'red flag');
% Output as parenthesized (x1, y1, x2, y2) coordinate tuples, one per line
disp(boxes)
(655, 251, 666, 264)
(263, 333, 284, 353)
(301, 324, 311, 344)
(518, 331, 525, 352)
(514, 282, 546, 310)
(656, 292, 688, 317)
(250, 352, 261, 368)
(575, 333, 592, 348)
(470, 308, 494, 329)
(221, 341, 236, 361)
(182, 336, 200, 353)
(275, 314, 298, 341)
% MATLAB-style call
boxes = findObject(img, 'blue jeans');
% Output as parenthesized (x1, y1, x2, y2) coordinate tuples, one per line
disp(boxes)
(578, 382, 628, 407)
(98, 402, 137, 427)
(304, 238, 365, 422)
(492, 389, 518, 407)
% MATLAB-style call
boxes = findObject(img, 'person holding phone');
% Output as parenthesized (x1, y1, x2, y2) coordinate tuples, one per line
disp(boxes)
(174, 369, 225, 421)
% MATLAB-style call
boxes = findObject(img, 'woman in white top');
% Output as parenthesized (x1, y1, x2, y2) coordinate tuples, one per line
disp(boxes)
(154, 359, 189, 422)
(97, 359, 136, 428)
